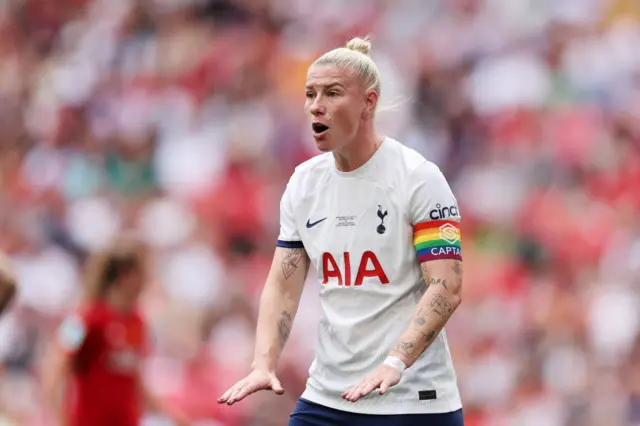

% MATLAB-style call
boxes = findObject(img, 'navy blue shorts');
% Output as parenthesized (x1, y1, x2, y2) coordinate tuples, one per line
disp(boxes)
(288, 398, 464, 426)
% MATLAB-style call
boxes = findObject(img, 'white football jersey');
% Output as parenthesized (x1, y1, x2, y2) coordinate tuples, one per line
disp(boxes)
(277, 137, 463, 415)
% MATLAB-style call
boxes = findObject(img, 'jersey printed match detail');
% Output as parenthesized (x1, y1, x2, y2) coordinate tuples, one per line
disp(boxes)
(276, 240, 304, 249)
(413, 220, 462, 262)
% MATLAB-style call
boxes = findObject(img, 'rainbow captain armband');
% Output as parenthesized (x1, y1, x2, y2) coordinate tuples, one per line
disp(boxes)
(413, 220, 462, 263)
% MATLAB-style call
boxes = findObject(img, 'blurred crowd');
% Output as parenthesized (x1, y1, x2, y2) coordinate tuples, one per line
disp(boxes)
(0, 0, 639, 425)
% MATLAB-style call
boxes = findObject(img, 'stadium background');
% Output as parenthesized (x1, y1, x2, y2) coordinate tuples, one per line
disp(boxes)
(0, 0, 639, 425)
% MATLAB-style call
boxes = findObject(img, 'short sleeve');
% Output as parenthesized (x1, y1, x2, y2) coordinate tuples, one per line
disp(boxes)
(408, 162, 462, 263)
(276, 179, 303, 249)
(57, 313, 88, 354)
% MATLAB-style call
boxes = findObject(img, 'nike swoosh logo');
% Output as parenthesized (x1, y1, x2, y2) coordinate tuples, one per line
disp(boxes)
(306, 217, 327, 228)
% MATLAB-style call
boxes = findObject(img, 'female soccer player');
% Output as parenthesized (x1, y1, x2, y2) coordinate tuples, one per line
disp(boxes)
(218, 36, 465, 426)
(43, 238, 190, 426)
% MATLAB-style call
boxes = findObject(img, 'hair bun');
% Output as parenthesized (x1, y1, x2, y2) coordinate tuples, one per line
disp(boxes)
(345, 36, 372, 56)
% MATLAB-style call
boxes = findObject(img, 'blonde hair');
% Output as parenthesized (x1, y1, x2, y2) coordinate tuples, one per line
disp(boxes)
(313, 36, 382, 100)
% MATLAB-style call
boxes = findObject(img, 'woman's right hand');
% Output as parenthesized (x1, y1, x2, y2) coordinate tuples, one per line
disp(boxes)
(217, 368, 284, 406)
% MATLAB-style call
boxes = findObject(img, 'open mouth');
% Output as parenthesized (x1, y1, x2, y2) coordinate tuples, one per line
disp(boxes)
(312, 123, 329, 135)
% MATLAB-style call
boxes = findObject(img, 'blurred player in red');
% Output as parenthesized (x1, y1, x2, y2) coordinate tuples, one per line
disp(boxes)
(43, 238, 190, 426)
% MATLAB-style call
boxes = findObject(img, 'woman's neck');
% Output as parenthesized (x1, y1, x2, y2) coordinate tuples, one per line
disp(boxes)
(333, 133, 383, 172)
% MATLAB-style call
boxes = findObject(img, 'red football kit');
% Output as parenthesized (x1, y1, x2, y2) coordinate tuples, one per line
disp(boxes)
(58, 301, 147, 426)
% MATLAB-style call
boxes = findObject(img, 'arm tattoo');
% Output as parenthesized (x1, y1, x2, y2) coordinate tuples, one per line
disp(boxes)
(412, 328, 437, 343)
(281, 248, 307, 279)
(452, 261, 462, 286)
(429, 278, 448, 290)
(412, 308, 438, 342)
(421, 263, 448, 290)
(429, 294, 453, 317)
(413, 307, 427, 326)
(394, 341, 415, 356)
(421, 263, 429, 287)
(277, 310, 293, 348)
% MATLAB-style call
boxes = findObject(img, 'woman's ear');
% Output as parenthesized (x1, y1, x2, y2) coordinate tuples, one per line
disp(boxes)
(363, 90, 379, 118)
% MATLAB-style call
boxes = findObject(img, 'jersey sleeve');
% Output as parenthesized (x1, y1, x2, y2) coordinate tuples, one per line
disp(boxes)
(57, 313, 89, 355)
(408, 162, 462, 263)
(276, 177, 304, 249)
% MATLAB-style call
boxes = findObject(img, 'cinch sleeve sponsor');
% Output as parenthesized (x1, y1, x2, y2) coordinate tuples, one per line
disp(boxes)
(413, 220, 462, 262)
(276, 173, 303, 248)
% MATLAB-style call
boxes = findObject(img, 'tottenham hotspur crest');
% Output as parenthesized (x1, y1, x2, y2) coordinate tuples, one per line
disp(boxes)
(377, 205, 388, 234)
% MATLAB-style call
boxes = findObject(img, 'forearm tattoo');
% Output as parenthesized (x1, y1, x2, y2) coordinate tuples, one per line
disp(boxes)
(277, 310, 293, 348)
(393, 261, 463, 362)
(429, 294, 453, 318)
(411, 327, 436, 343)
(281, 248, 307, 280)
(414, 307, 428, 326)
(412, 308, 437, 342)
(394, 341, 415, 357)
(419, 329, 437, 343)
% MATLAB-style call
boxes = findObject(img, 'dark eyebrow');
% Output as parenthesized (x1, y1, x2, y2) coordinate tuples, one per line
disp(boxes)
(305, 83, 346, 91)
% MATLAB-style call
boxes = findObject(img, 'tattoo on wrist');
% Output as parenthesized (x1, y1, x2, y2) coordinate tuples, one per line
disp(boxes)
(277, 310, 293, 348)
(281, 248, 307, 279)
(430, 294, 453, 317)
(394, 341, 415, 356)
